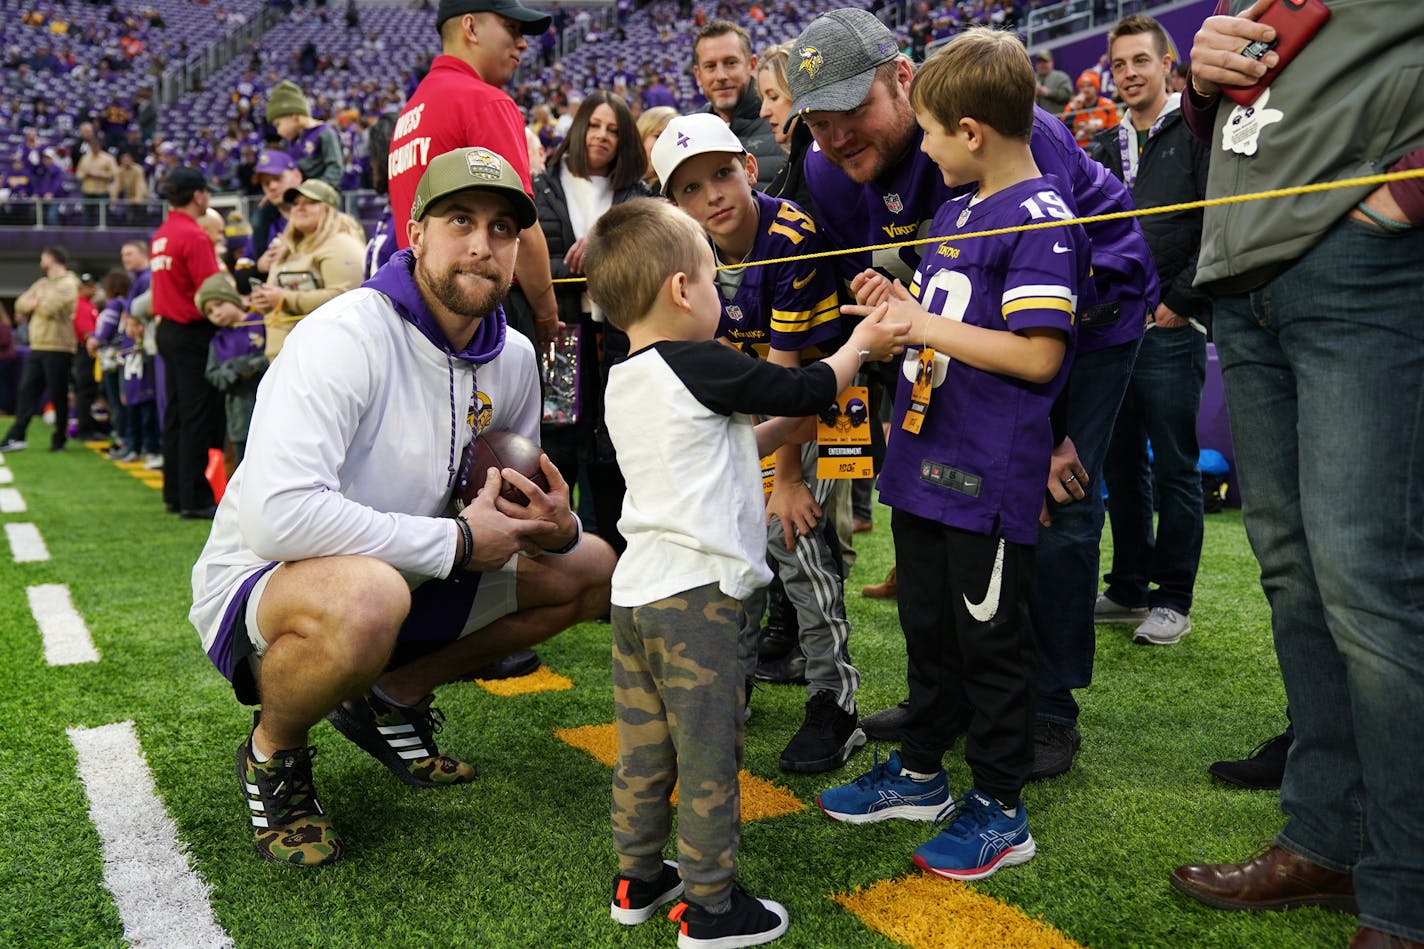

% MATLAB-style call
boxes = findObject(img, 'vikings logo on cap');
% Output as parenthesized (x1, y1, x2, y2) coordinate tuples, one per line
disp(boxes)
(466, 148, 504, 181)
(798, 46, 824, 78)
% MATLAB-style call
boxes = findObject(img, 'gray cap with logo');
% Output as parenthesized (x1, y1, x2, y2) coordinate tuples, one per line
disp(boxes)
(410, 147, 538, 229)
(786, 8, 901, 121)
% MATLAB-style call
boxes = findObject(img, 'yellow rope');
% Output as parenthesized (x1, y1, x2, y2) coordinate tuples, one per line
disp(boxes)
(548, 167, 1424, 284)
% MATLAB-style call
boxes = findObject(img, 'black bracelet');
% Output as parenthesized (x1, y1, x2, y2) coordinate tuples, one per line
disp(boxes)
(453, 516, 474, 572)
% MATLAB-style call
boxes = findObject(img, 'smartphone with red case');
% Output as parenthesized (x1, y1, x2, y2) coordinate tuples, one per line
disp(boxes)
(1222, 0, 1332, 106)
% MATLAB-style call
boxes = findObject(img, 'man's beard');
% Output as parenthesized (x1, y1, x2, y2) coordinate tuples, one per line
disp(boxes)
(417, 257, 511, 323)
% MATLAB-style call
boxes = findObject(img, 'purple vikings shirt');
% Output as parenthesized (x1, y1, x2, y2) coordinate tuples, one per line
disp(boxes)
(210, 323, 266, 366)
(714, 190, 845, 360)
(877, 177, 1090, 545)
(365, 205, 395, 279)
(804, 106, 1157, 354)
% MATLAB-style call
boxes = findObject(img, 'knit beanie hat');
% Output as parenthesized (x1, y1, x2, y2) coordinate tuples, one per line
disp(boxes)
(194, 273, 243, 315)
(266, 80, 311, 121)
(1076, 69, 1101, 92)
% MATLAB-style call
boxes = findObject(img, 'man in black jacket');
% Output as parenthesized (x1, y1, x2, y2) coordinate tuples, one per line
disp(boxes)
(692, 21, 785, 191)
(1088, 14, 1212, 653)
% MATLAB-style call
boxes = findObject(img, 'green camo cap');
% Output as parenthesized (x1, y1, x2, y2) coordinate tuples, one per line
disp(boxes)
(410, 147, 537, 230)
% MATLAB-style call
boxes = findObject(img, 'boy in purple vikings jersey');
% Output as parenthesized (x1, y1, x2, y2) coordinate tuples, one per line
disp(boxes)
(266, 80, 345, 191)
(196, 274, 266, 465)
(819, 29, 1089, 882)
(792, 10, 1156, 777)
(652, 113, 866, 776)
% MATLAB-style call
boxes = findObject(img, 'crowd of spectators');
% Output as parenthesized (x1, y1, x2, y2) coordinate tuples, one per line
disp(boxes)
(1, 0, 1089, 219)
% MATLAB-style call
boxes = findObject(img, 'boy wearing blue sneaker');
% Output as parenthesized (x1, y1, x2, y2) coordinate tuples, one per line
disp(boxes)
(818, 28, 1089, 881)
(586, 198, 905, 945)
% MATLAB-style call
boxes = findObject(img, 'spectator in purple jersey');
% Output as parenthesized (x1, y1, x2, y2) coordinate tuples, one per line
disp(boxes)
(196, 275, 265, 466)
(641, 77, 678, 112)
(362, 112, 398, 279)
(266, 80, 345, 191)
(820, 28, 1091, 882)
(788, 9, 1157, 782)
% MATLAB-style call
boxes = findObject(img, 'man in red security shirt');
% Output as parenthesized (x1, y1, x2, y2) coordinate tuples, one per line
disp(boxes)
(389, 0, 559, 346)
(150, 166, 223, 519)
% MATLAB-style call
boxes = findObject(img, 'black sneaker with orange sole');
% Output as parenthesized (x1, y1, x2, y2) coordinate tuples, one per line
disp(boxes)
(668, 888, 789, 949)
(610, 860, 684, 925)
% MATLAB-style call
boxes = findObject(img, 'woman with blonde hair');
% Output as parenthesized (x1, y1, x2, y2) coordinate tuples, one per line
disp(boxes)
(635, 105, 677, 193)
(756, 41, 816, 209)
(249, 179, 366, 359)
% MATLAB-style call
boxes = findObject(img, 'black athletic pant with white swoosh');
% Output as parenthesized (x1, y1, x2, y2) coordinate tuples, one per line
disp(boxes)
(894, 509, 1036, 807)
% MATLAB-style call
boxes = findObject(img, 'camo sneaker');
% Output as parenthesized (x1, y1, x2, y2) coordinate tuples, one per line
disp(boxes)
(611, 860, 684, 925)
(327, 692, 476, 788)
(237, 738, 343, 867)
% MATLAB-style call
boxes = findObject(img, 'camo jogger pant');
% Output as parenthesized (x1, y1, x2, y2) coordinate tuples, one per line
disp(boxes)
(611, 582, 753, 907)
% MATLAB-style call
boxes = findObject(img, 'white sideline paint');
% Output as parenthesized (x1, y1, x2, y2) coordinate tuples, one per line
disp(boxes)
(0, 467, 13, 484)
(0, 488, 24, 512)
(68, 722, 233, 949)
(6, 523, 49, 562)
(26, 584, 100, 665)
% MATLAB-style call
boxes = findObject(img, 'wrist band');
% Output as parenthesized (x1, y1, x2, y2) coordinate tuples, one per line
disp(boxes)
(453, 516, 474, 572)
(543, 513, 582, 556)
(1188, 73, 1218, 102)
(1355, 201, 1412, 232)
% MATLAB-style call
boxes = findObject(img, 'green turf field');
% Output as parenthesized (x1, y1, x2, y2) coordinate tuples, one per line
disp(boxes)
(0, 428, 1350, 948)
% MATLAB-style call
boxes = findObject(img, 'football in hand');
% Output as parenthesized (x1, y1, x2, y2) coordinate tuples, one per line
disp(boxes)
(455, 431, 550, 507)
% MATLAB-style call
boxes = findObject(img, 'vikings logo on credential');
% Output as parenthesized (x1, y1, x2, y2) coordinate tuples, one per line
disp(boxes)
(798, 46, 824, 79)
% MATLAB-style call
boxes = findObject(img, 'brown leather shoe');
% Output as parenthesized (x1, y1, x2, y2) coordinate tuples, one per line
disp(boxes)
(1170, 845, 1356, 913)
(861, 565, 897, 599)
(1350, 926, 1424, 948)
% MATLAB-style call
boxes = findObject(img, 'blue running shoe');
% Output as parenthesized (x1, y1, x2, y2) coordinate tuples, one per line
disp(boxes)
(912, 789, 1035, 881)
(818, 749, 951, 824)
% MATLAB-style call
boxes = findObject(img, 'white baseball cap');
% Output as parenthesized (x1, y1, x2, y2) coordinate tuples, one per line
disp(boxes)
(650, 113, 745, 196)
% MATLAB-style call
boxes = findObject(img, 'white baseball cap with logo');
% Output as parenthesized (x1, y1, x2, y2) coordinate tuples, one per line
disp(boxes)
(650, 113, 746, 196)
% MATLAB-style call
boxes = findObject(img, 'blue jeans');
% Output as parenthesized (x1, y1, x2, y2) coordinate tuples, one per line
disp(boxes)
(1214, 218, 1424, 941)
(1032, 338, 1139, 726)
(1102, 325, 1207, 614)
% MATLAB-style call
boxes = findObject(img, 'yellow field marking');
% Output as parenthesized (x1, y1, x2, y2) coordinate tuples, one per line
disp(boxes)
(89, 443, 163, 492)
(475, 665, 573, 696)
(553, 722, 805, 821)
(833, 874, 1087, 949)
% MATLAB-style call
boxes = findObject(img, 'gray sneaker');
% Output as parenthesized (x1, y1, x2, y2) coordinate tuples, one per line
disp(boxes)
(1132, 607, 1191, 645)
(1094, 593, 1149, 624)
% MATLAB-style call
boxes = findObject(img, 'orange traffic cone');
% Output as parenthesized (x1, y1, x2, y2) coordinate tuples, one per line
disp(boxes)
(205, 447, 227, 505)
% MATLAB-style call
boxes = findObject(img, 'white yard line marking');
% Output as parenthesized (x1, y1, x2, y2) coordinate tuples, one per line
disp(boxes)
(6, 522, 49, 562)
(68, 722, 233, 949)
(26, 584, 100, 665)
(0, 467, 13, 484)
(0, 488, 24, 512)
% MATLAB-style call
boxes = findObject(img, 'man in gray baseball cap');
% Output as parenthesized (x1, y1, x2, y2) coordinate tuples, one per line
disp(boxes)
(786, 8, 902, 125)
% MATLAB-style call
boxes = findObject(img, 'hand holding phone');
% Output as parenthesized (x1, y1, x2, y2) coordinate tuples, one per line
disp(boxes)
(1190, 0, 1330, 106)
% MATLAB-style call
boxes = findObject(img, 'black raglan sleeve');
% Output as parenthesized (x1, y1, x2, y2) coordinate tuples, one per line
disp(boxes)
(657, 340, 838, 419)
